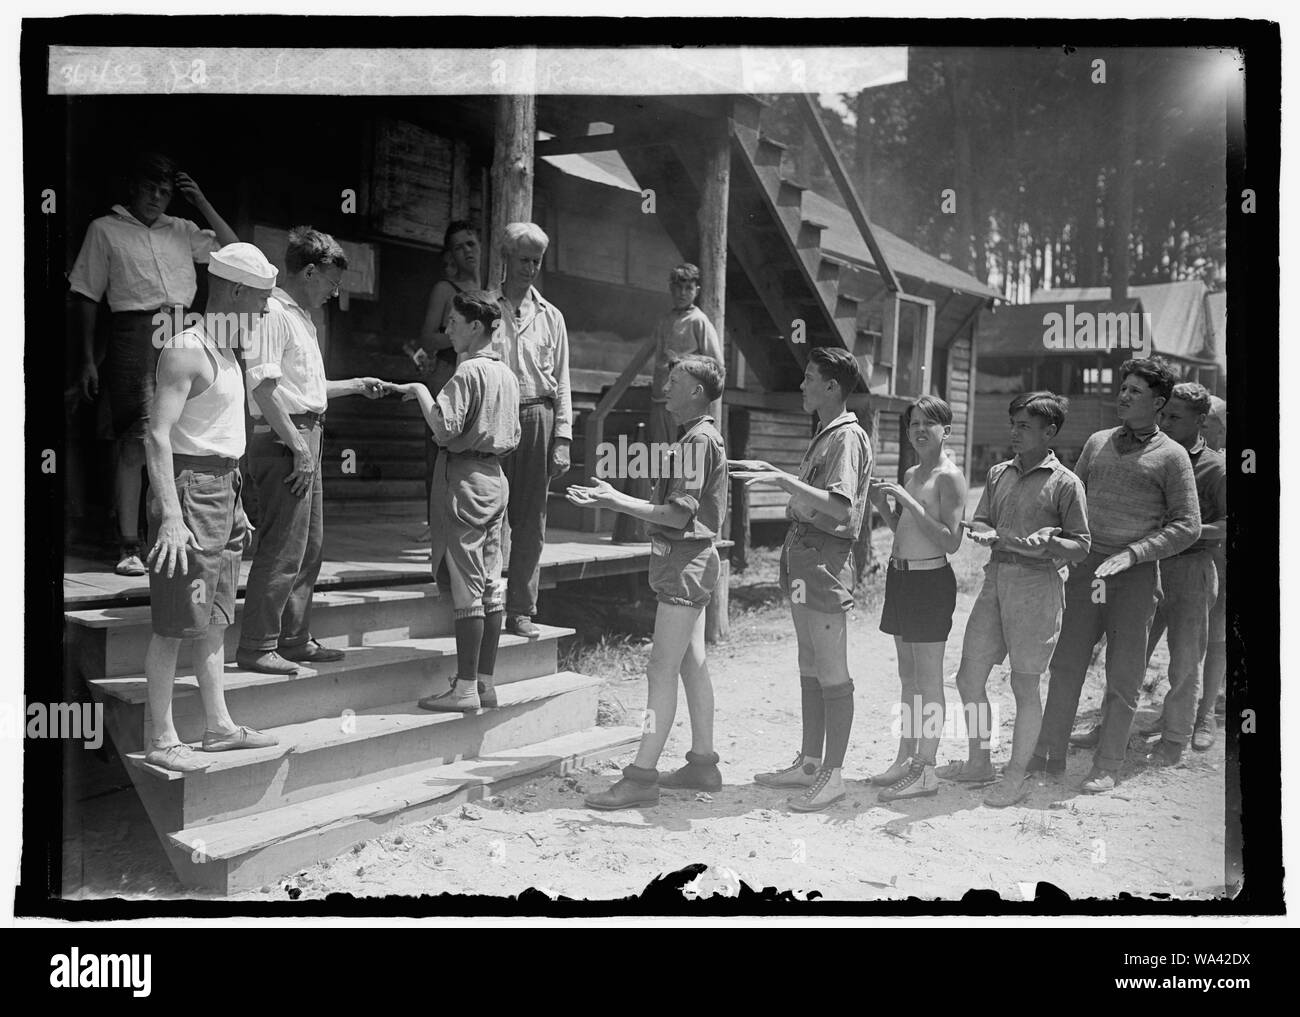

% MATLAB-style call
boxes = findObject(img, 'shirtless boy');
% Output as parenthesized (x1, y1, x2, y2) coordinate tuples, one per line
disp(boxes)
(869, 395, 967, 801)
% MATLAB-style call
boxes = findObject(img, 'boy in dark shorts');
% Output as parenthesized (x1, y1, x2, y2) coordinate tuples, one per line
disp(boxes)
(943, 392, 1090, 807)
(565, 355, 728, 810)
(392, 292, 521, 713)
(734, 347, 872, 812)
(868, 395, 968, 802)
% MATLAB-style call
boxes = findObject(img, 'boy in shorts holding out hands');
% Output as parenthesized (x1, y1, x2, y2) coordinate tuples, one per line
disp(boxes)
(566, 355, 729, 809)
(736, 348, 873, 812)
(944, 392, 1090, 807)
(869, 395, 967, 802)
(392, 291, 521, 713)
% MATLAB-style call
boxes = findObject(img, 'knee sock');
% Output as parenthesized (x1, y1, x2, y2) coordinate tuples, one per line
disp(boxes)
(821, 681, 856, 769)
(454, 616, 485, 682)
(478, 611, 504, 685)
(800, 674, 825, 761)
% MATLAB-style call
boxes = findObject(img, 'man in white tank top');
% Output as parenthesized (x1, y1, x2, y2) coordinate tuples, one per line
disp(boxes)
(141, 243, 280, 772)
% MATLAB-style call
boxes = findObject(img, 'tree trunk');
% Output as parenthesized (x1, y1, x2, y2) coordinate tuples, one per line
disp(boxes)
(1109, 54, 1138, 302)
(487, 91, 537, 292)
(943, 54, 980, 278)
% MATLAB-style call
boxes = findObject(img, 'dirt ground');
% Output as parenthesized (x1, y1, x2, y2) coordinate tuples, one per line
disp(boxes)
(65, 521, 1228, 904)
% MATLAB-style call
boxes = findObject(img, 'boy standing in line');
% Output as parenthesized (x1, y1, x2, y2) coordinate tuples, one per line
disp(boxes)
(566, 355, 729, 810)
(943, 392, 1091, 807)
(737, 347, 872, 812)
(1035, 358, 1199, 793)
(393, 292, 521, 712)
(646, 264, 724, 448)
(868, 395, 968, 803)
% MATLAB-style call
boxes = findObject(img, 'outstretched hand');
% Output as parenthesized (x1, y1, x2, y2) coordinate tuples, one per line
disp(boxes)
(565, 478, 619, 508)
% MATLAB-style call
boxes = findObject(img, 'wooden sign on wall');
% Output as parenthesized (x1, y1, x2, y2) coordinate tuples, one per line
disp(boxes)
(369, 118, 456, 247)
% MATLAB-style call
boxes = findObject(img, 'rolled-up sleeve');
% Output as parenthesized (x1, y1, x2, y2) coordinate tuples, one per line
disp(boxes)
(182, 218, 220, 263)
(245, 311, 288, 387)
(431, 369, 477, 446)
(972, 466, 997, 527)
(68, 221, 110, 302)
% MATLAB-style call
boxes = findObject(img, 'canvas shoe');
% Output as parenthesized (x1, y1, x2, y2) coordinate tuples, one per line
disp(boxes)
(418, 678, 481, 713)
(877, 758, 939, 802)
(789, 767, 845, 812)
(753, 753, 820, 789)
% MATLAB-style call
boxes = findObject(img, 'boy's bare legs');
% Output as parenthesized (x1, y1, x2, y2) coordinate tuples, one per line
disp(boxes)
(676, 609, 714, 757)
(984, 671, 1042, 807)
(872, 637, 918, 783)
(589, 602, 704, 808)
(634, 602, 703, 769)
(941, 657, 996, 781)
(911, 641, 947, 765)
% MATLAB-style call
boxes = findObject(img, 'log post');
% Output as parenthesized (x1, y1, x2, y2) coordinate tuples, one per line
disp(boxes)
(487, 89, 537, 292)
(696, 115, 730, 426)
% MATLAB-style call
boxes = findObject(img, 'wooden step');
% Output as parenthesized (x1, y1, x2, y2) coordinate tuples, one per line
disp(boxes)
(165, 724, 642, 894)
(68, 584, 448, 680)
(753, 134, 789, 168)
(796, 218, 827, 249)
(324, 415, 428, 440)
(124, 671, 605, 830)
(324, 437, 426, 461)
(320, 458, 426, 481)
(91, 626, 573, 749)
(326, 478, 425, 500)
(324, 498, 426, 521)
(776, 178, 807, 207)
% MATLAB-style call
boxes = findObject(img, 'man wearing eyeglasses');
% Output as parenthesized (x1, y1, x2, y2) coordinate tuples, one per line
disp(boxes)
(237, 226, 390, 675)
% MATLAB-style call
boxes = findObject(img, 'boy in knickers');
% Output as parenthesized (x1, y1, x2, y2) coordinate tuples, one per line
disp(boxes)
(566, 355, 729, 810)
(394, 291, 521, 712)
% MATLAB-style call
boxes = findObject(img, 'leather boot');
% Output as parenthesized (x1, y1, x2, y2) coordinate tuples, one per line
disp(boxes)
(584, 764, 659, 810)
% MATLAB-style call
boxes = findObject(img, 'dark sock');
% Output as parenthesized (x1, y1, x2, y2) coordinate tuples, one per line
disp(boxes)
(800, 675, 825, 760)
(821, 681, 856, 769)
(478, 610, 504, 677)
(454, 616, 485, 681)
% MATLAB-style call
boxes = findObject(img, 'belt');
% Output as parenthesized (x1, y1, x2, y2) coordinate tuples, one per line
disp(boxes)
(990, 549, 1055, 569)
(1170, 544, 1217, 559)
(444, 448, 502, 461)
(253, 411, 325, 433)
(788, 521, 852, 545)
(889, 555, 948, 572)
(520, 397, 554, 408)
(172, 454, 238, 472)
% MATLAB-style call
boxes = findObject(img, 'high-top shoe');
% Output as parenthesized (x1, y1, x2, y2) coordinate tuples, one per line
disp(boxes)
(789, 767, 845, 812)
(753, 753, 820, 789)
(418, 677, 481, 713)
(877, 758, 939, 802)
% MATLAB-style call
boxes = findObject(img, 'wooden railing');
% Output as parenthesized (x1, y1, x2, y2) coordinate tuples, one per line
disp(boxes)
(581, 336, 657, 532)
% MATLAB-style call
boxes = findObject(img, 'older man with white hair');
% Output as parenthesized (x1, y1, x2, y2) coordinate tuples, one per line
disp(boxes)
(491, 222, 572, 640)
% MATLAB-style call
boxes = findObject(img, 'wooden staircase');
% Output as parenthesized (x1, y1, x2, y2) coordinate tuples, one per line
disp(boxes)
(66, 584, 639, 894)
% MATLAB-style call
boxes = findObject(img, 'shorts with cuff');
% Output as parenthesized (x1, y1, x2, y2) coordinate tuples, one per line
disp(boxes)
(649, 535, 720, 609)
(961, 560, 1066, 674)
(146, 462, 247, 638)
(431, 452, 508, 619)
(879, 560, 957, 643)
(779, 527, 856, 614)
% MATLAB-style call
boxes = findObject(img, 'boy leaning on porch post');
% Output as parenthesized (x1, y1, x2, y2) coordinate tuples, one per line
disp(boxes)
(1037, 357, 1200, 793)
(566, 355, 729, 809)
(736, 347, 873, 813)
(647, 263, 724, 448)
(944, 391, 1090, 808)
(392, 291, 521, 712)
(140, 244, 279, 773)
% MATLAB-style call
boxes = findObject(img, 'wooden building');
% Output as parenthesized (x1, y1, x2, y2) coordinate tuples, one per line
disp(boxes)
(60, 87, 994, 557)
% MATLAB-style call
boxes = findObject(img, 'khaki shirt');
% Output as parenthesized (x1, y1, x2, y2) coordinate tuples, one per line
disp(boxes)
(429, 348, 522, 455)
(788, 411, 872, 539)
(650, 415, 728, 541)
(973, 451, 1092, 561)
